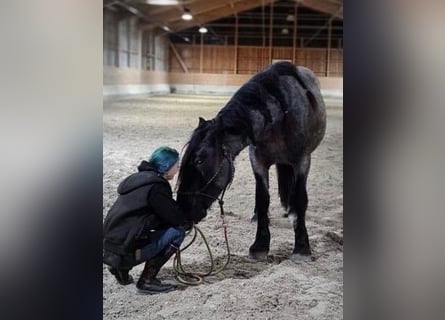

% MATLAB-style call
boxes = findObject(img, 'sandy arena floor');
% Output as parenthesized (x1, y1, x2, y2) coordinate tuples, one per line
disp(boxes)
(103, 94, 343, 320)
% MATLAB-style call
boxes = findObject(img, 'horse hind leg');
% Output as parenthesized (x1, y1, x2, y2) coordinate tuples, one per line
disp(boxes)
(248, 148, 271, 260)
(250, 155, 273, 223)
(288, 155, 312, 262)
(276, 163, 295, 217)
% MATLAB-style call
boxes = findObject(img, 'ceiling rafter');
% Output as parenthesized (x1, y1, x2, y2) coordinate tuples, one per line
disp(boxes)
(296, 0, 343, 19)
(120, 0, 343, 33)
(170, 0, 276, 32)
(133, 0, 198, 16)
(134, 0, 249, 24)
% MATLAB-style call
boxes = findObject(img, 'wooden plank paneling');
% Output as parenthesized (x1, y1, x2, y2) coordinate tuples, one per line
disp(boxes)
(103, 66, 342, 92)
(168, 72, 343, 91)
(104, 66, 169, 85)
(169, 44, 343, 76)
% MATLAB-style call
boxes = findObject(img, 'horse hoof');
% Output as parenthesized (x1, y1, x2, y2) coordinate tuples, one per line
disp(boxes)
(290, 253, 312, 264)
(249, 251, 268, 261)
(250, 214, 257, 222)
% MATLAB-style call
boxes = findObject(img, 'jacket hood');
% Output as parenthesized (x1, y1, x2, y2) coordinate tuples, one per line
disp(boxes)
(117, 161, 166, 195)
(137, 160, 157, 172)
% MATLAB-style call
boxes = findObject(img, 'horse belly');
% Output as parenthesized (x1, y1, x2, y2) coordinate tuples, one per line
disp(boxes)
(255, 129, 305, 164)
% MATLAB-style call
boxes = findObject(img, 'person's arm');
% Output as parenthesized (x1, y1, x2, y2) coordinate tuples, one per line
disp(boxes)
(148, 183, 188, 227)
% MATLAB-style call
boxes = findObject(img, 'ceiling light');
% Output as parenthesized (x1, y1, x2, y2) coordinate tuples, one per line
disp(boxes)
(146, 0, 180, 5)
(281, 28, 289, 34)
(198, 26, 208, 33)
(286, 14, 295, 22)
(181, 8, 193, 20)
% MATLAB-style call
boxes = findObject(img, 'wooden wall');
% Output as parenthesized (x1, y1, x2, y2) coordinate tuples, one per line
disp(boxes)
(168, 72, 343, 92)
(103, 66, 171, 96)
(170, 44, 343, 77)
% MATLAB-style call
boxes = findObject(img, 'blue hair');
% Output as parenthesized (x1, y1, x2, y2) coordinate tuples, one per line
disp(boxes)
(148, 146, 179, 174)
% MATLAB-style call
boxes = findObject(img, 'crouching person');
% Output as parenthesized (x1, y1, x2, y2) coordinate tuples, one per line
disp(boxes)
(103, 146, 191, 294)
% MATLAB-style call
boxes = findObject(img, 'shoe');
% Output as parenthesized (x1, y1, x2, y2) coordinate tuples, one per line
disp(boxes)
(136, 276, 173, 294)
(108, 267, 134, 285)
(136, 244, 178, 294)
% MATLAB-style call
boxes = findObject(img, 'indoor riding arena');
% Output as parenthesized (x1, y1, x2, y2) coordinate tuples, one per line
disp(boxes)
(103, 1, 343, 319)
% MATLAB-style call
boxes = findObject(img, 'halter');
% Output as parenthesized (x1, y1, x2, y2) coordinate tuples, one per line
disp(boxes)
(178, 144, 235, 217)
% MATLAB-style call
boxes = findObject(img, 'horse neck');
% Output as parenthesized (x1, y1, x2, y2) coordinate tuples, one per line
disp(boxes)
(221, 133, 249, 159)
(215, 106, 253, 158)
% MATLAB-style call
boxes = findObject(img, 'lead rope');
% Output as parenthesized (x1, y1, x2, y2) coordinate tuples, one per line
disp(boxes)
(172, 217, 230, 285)
(173, 151, 234, 285)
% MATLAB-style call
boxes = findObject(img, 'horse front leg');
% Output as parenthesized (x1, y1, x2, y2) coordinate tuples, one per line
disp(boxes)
(248, 148, 271, 260)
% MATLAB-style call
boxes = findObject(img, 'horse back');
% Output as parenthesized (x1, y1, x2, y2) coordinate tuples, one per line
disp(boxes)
(251, 63, 326, 154)
(218, 62, 326, 161)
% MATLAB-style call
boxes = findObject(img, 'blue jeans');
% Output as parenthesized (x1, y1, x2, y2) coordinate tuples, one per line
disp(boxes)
(137, 226, 185, 262)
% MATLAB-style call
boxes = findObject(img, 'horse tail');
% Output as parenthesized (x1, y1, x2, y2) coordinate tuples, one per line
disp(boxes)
(294, 66, 327, 151)
(276, 164, 295, 210)
(293, 66, 322, 113)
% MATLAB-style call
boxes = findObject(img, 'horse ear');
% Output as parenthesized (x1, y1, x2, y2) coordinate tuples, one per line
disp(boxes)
(198, 117, 206, 126)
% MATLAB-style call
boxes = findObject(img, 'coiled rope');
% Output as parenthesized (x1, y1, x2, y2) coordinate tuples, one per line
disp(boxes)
(172, 216, 230, 285)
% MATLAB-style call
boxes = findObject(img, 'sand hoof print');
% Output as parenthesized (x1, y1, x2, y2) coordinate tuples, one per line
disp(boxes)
(249, 251, 268, 261)
(290, 253, 313, 264)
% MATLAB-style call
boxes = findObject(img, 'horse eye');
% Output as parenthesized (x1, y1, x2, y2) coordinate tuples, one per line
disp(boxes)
(195, 159, 203, 165)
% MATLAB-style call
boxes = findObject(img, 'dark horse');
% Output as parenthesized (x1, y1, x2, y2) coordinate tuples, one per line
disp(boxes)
(176, 62, 326, 261)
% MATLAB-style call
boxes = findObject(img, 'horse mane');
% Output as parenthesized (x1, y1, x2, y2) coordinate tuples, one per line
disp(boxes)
(215, 62, 300, 142)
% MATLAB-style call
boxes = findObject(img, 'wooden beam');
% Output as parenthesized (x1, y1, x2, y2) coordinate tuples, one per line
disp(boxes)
(200, 33, 204, 73)
(262, 0, 266, 47)
(298, 0, 343, 19)
(169, 41, 189, 73)
(326, 18, 332, 76)
(126, 18, 131, 68)
(170, 0, 275, 32)
(150, 31, 155, 70)
(303, 18, 328, 47)
(234, 14, 238, 74)
(269, 2, 273, 63)
(200, 23, 343, 30)
(116, 1, 173, 32)
(229, 1, 236, 15)
(141, 3, 182, 16)
(303, 6, 341, 47)
(146, 0, 247, 24)
(138, 28, 142, 69)
(292, 2, 298, 63)
(114, 17, 119, 67)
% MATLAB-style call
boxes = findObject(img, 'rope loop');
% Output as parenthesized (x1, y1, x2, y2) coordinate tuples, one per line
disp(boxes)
(173, 222, 230, 285)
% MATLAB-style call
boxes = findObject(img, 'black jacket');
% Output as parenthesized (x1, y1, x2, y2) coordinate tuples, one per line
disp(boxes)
(103, 161, 187, 267)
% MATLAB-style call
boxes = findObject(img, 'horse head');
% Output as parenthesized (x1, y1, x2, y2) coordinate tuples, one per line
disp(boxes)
(176, 117, 234, 224)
